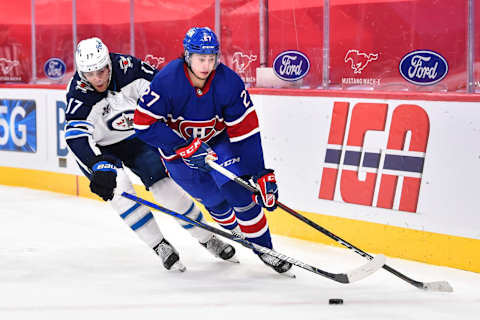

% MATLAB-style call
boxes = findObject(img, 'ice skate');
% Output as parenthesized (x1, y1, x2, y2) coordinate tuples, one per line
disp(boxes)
(200, 235, 239, 263)
(154, 239, 186, 272)
(259, 252, 295, 277)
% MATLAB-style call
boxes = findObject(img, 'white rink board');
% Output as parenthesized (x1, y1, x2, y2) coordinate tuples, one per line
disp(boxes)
(0, 88, 80, 175)
(252, 94, 480, 240)
(1, 88, 480, 240)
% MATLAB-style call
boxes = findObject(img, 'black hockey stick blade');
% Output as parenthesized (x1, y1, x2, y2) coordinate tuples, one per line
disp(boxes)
(382, 265, 453, 292)
(206, 160, 453, 292)
(278, 201, 453, 292)
(121, 192, 384, 284)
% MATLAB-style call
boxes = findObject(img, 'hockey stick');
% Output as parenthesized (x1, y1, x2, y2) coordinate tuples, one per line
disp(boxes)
(121, 191, 385, 284)
(206, 159, 453, 292)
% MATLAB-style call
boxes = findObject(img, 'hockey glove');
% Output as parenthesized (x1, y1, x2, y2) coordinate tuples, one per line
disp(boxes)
(253, 169, 278, 211)
(90, 155, 118, 201)
(174, 137, 218, 172)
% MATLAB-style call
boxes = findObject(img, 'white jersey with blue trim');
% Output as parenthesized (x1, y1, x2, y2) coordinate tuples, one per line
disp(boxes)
(65, 53, 158, 170)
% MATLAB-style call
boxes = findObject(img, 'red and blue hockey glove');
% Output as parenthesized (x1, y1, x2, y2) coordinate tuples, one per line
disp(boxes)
(175, 137, 218, 172)
(89, 155, 119, 201)
(253, 169, 278, 211)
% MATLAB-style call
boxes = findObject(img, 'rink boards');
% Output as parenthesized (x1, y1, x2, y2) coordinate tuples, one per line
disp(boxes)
(0, 86, 479, 272)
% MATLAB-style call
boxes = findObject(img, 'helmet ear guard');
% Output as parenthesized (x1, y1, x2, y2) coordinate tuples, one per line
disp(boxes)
(75, 37, 112, 85)
(183, 27, 220, 68)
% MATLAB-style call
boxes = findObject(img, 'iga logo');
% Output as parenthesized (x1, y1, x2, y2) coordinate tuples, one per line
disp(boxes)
(44, 58, 66, 80)
(273, 50, 310, 81)
(232, 52, 257, 73)
(344, 50, 378, 74)
(319, 102, 430, 213)
(399, 50, 448, 85)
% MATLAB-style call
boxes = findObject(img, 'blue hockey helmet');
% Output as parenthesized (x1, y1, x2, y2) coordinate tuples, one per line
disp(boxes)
(183, 27, 220, 66)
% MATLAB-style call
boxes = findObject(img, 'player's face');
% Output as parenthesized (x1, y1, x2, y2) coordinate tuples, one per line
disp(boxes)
(83, 65, 110, 92)
(189, 54, 216, 80)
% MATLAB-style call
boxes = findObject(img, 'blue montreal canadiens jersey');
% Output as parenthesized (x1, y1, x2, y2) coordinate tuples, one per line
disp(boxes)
(133, 58, 265, 174)
(65, 53, 158, 171)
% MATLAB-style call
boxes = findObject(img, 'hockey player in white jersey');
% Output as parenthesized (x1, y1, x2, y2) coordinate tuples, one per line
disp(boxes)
(65, 37, 237, 271)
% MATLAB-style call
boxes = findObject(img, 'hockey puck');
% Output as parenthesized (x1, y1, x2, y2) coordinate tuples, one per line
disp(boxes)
(328, 298, 343, 305)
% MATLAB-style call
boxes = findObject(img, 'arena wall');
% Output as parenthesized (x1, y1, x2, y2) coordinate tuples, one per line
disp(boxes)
(1, 86, 479, 272)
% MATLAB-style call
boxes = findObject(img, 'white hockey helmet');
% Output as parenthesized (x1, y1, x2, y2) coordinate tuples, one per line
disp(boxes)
(75, 37, 112, 83)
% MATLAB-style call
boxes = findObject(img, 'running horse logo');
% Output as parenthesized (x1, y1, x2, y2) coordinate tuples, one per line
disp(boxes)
(344, 50, 378, 74)
(232, 52, 257, 73)
(0, 58, 20, 74)
(144, 54, 165, 69)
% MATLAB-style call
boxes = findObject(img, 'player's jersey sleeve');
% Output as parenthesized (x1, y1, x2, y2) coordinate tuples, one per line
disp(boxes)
(111, 53, 158, 99)
(64, 76, 101, 172)
(219, 66, 266, 175)
(133, 70, 186, 156)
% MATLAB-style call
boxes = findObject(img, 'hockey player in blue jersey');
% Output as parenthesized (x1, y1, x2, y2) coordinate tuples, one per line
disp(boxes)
(133, 27, 292, 274)
(65, 37, 237, 272)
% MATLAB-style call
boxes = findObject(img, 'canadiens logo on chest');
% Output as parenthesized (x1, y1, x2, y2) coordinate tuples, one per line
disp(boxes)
(170, 117, 226, 141)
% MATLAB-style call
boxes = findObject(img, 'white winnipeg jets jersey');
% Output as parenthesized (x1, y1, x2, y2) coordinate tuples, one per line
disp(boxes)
(65, 53, 158, 169)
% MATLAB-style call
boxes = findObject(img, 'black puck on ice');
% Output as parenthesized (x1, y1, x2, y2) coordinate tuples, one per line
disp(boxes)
(328, 298, 344, 305)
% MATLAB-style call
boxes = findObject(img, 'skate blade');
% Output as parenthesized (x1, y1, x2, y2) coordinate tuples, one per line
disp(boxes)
(170, 261, 187, 272)
(225, 255, 240, 263)
(280, 270, 296, 278)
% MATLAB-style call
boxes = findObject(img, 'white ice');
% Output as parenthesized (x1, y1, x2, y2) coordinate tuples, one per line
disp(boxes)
(0, 185, 478, 320)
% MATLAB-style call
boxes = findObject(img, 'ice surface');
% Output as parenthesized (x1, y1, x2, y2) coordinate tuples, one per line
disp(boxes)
(0, 186, 478, 320)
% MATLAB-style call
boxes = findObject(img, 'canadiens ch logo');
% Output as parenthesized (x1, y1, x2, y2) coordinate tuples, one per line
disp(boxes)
(168, 117, 226, 142)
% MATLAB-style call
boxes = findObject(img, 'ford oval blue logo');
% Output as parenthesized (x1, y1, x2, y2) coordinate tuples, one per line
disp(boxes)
(44, 58, 66, 80)
(273, 50, 310, 81)
(399, 50, 448, 86)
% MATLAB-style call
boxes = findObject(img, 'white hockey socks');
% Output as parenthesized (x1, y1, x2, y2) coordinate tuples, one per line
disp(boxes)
(111, 169, 164, 248)
(149, 178, 213, 243)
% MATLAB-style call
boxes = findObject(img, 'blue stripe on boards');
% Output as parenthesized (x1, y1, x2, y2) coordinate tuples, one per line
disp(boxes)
(324, 148, 424, 173)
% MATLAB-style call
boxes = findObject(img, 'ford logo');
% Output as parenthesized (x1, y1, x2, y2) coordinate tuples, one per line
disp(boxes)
(44, 58, 66, 80)
(273, 50, 310, 81)
(399, 50, 448, 86)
